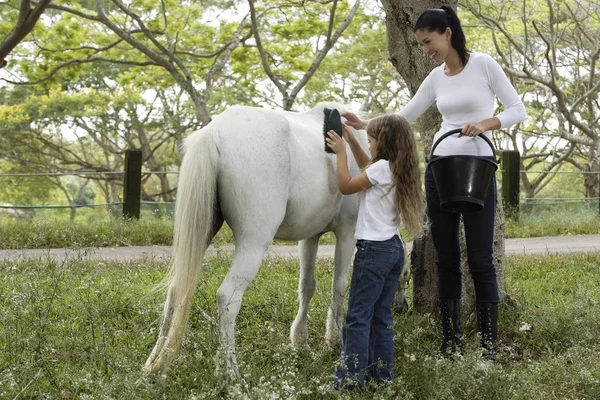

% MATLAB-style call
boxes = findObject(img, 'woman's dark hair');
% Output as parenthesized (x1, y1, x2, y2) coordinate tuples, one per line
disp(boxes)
(414, 6, 469, 66)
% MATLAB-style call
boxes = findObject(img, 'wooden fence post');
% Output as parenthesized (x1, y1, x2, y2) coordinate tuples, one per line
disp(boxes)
(501, 150, 520, 220)
(123, 149, 142, 219)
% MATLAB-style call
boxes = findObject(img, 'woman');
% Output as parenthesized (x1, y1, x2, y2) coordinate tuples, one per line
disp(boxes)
(343, 6, 526, 360)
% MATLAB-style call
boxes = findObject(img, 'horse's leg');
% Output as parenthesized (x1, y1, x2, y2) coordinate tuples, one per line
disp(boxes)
(290, 235, 321, 350)
(215, 239, 269, 382)
(326, 227, 356, 347)
(394, 261, 410, 314)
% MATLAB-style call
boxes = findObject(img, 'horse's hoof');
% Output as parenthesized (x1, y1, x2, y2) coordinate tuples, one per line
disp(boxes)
(291, 341, 311, 352)
(395, 298, 409, 314)
(215, 348, 242, 390)
(290, 330, 311, 352)
(136, 368, 167, 388)
(324, 334, 342, 349)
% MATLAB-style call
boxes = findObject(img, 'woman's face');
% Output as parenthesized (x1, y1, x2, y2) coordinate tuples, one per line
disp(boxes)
(368, 135, 378, 159)
(415, 28, 452, 64)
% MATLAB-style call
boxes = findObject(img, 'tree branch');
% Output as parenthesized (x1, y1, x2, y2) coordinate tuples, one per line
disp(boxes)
(248, 0, 288, 99)
(90, 0, 211, 123)
(0, 0, 53, 68)
(2, 56, 158, 85)
(288, 0, 361, 106)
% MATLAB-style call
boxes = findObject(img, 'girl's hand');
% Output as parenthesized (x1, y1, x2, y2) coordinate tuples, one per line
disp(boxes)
(326, 130, 347, 154)
(341, 112, 367, 130)
(459, 122, 486, 137)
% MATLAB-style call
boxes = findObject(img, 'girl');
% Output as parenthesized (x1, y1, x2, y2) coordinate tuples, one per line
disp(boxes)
(342, 6, 527, 360)
(326, 114, 424, 390)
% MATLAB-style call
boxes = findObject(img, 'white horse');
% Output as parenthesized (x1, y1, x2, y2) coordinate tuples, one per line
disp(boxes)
(144, 103, 408, 380)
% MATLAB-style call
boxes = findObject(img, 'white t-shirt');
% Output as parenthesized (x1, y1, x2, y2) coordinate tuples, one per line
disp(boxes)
(354, 160, 400, 241)
(398, 52, 527, 156)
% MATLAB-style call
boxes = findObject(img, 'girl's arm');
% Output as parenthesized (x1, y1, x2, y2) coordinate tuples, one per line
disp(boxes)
(326, 130, 373, 195)
(343, 125, 371, 169)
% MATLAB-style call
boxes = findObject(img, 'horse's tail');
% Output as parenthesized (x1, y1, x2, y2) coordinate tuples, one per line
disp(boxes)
(144, 127, 219, 376)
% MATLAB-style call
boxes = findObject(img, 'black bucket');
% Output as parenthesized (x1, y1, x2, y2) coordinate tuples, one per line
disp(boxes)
(428, 129, 498, 213)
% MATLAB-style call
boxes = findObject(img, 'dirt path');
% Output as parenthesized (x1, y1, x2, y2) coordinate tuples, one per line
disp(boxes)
(1, 234, 598, 262)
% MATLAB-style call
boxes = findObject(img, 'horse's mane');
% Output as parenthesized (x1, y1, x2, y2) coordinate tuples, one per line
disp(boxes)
(312, 101, 351, 114)
(302, 101, 368, 122)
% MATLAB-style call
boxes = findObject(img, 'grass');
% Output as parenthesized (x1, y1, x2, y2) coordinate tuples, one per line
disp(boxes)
(0, 217, 174, 249)
(1, 205, 599, 250)
(505, 202, 600, 238)
(1, 252, 599, 399)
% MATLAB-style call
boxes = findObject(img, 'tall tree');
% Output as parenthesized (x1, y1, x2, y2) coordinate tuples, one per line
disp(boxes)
(380, 0, 508, 313)
(1, 0, 398, 211)
(3, 0, 364, 116)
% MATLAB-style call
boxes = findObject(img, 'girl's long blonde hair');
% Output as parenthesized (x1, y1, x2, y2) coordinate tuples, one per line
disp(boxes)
(366, 114, 424, 234)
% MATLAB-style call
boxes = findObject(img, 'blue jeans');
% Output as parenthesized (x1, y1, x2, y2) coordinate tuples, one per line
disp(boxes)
(425, 166, 499, 303)
(335, 235, 404, 390)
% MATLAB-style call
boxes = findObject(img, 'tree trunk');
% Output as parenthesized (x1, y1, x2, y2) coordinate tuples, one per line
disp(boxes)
(583, 150, 600, 202)
(381, 0, 507, 314)
(110, 180, 122, 218)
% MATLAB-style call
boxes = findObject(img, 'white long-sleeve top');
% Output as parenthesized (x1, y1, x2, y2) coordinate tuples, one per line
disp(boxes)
(398, 52, 526, 157)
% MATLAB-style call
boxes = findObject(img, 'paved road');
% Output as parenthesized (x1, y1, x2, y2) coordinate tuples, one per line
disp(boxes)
(0, 234, 598, 262)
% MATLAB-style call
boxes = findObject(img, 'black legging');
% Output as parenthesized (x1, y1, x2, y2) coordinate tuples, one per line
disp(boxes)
(425, 167, 499, 303)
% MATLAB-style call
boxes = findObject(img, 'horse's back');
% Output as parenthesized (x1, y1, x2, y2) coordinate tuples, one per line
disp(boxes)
(201, 104, 356, 241)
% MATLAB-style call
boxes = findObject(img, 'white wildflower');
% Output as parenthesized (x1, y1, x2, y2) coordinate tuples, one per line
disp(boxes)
(519, 322, 532, 332)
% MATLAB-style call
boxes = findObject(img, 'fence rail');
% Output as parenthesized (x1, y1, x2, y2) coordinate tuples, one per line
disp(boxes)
(0, 203, 123, 209)
(0, 171, 181, 177)
(0, 150, 599, 219)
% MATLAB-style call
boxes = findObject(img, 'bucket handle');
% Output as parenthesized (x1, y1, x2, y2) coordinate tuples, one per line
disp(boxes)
(430, 128, 497, 160)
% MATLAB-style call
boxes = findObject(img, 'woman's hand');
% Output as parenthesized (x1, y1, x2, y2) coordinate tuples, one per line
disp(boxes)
(459, 122, 487, 137)
(342, 124, 356, 143)
(341, 112, 368, 130)
(326, 130, 347, 155)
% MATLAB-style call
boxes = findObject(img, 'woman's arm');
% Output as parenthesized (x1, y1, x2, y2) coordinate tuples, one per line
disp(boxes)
(342, 72, 435, 130)
(461, 56, 527, 137)
(459, 116, 501, 137)
(396, 73, 436, 123)
(485, 54, 527, 127)
(343, 125, 371, 169)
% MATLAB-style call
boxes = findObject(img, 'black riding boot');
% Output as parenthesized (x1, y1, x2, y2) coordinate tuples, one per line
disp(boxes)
(476, 302, 498, 360)
(438, 299, 463, 358)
